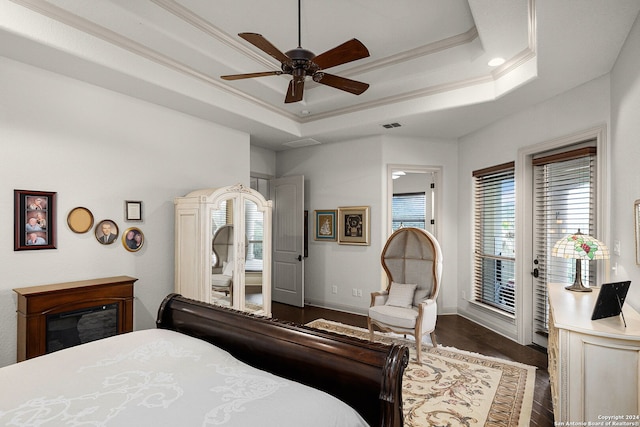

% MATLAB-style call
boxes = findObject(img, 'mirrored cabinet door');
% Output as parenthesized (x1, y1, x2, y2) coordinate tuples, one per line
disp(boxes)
(210, 196, 236, 309)
(175, 184, 272, 316)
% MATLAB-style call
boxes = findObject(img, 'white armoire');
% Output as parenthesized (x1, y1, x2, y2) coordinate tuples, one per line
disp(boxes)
(174, 184, 272, 316)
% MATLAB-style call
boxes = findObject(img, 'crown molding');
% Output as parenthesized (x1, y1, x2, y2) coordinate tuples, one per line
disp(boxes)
(9, 0, 537, 129)
(150, 0, 277, 71)
(10, 0, 297, 121)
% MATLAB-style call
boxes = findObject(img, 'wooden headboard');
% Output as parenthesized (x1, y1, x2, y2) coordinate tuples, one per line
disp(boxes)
(156, 294, 409, 427)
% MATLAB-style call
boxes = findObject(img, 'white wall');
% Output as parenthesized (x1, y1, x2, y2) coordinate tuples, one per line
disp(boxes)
(0, 57, 249, 367)
(610, 11, 640, 308)
(276, 135, 458, 315)
(250, 145, 277, 177)
(276, 136, 384, 314)
(457, 76, 611, 340)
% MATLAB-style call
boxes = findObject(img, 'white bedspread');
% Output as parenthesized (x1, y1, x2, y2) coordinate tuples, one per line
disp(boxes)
(0, 329, 369, 427)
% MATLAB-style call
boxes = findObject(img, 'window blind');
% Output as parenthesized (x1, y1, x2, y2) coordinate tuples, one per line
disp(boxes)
(532, 146, 596, 334)
(392, 192, 426, 231)
(244, 199, 264, 272)
(473, 162, 516, 314)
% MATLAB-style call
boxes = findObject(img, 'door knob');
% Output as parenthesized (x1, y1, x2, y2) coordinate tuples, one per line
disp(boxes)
(297, 255, 302, 261)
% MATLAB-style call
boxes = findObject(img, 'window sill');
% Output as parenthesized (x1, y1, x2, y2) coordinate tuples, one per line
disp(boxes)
(467, 299, 516, 322)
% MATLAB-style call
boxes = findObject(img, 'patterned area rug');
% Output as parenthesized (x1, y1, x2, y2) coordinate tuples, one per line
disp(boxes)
(306, 319, 536, 427)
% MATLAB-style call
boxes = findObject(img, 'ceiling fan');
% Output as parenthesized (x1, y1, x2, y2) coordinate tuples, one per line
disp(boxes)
(221, 0, 370, 103)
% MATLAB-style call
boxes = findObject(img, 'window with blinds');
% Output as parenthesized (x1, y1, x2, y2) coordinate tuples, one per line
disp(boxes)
(392, 192, 427, 231)
(532, 146, 597, 334)
(473, 162, 516, 315)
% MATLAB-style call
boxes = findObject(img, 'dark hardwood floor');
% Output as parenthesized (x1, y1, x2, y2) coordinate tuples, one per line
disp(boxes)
(272, 302, 555, 427)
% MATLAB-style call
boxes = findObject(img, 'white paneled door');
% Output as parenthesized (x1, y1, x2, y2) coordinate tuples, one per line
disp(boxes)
(270, 175, 305, 307)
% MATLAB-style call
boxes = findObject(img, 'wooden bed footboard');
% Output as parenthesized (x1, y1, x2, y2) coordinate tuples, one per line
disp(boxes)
(156, 294, 409, 427)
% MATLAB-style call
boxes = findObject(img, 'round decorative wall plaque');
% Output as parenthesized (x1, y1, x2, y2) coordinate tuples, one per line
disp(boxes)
(67, 207, 94, 234)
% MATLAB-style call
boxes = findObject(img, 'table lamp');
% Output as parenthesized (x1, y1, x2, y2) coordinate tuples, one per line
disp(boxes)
(552, 229, 609, 292)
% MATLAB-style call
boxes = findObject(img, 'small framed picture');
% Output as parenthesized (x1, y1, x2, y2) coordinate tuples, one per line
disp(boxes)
(338, 206, 370, 245)
(95, 219, 119, 245)
(122, 227, 144, 252)
(14, 190, 57, 251)
(125, 201, 143, 221)
(314, 210, 337, 241)
(67, 207, 94, 234)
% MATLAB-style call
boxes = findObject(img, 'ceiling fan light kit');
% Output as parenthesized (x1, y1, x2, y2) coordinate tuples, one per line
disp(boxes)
(221, 1, 370, 103)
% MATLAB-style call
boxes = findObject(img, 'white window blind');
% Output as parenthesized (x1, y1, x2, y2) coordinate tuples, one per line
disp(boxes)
(392, 192, 426, 231)
(473, 162, 516, 315)
(244, 199, 264, 272)
(533, 146, 597, 334)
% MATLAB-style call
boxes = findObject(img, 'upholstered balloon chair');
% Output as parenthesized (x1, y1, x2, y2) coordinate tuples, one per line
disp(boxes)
(368, 227, 443, 363)
(211, 225, 234, 296)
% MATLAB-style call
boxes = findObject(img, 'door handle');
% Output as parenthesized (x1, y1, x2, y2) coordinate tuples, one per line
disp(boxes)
(297, 255, 302, 262)
(531, 268, 539, 278)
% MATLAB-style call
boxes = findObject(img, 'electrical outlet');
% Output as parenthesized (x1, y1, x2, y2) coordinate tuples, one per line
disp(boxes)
(357, 289, 362, 297)
(352, 288, 358, 297)
(332, 285, 338, 294)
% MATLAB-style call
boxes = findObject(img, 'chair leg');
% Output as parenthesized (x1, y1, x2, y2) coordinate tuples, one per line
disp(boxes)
(430, 331, 438, 348)
(367, 318, 374, 342)
(415, 334, 422, 365)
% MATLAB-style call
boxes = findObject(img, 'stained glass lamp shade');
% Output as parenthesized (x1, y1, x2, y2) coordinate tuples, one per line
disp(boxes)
(552, 229, 609, 292)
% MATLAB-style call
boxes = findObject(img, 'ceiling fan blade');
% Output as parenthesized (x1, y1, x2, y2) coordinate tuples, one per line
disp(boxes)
(285, 79, 305, 103)
(221, 71, 282, 80)
(314, 73, 369, 95)
(238, 33, 290, 64)
(312, 39, 370, 70)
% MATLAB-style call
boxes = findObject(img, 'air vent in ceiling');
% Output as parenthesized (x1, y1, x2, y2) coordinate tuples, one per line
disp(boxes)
(282, 138, 322, 148)
(382, 122, 402, 129)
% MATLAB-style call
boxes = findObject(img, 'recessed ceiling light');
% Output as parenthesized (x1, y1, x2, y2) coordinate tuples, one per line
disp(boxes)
(488, 57, 505, 67)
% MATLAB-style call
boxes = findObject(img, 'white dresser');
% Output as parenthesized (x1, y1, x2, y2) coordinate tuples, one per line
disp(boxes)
(547, 283, 640, 423)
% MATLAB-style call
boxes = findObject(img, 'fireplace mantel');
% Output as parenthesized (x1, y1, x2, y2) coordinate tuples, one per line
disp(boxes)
(13, 276, 137, 361)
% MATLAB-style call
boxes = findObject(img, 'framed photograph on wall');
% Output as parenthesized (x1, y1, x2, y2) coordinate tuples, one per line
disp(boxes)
(14, 190, 57, 251)
(314, 210, 337, 241)
(338, 206, 370, 245)
(95, 219, 119, 245)
(125, 200, 143, 221)
(122, 227, 144, 252)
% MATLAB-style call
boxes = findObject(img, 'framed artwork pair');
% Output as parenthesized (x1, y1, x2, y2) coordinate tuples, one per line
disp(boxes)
(314, 206, 370, 245)
(92, 219, 144, 252)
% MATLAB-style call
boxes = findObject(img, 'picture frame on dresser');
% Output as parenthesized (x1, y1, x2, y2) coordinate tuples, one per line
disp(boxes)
(591, 280, 631, 324)
(14, 189, 57, 251)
